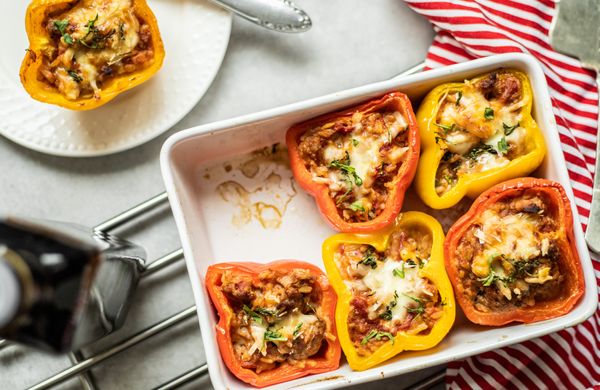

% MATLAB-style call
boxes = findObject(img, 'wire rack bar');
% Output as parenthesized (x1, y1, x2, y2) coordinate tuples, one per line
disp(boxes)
(6, 62, 441, 390)
(94, 192, 169, 233)
(28, 306, 197, 390)
(152, 365, 209, 390)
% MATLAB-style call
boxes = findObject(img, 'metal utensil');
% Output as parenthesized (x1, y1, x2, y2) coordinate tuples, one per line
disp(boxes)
(550, 0, 600, 253)
(210, 0, 312, 32)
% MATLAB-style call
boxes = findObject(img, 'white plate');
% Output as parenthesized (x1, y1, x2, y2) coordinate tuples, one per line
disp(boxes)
(0, 0, 231, 157)
(160, 53, 598, 390)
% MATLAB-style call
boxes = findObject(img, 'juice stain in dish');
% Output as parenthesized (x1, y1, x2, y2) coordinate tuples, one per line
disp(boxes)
(202, 144, 297, 230)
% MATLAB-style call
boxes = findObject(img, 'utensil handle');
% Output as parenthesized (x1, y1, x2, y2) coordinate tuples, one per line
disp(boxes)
(585, 74, 600, 253)
(210, 0, 311, 32)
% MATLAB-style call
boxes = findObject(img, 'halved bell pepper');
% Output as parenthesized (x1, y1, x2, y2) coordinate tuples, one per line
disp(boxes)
(205, 261, 341, 387)
(322, 211, 455, 370)
(20, 0, 165, 110)
(286, 92, 420, 233)
(444, 178, 585, 325)
(415, 70, 546, 209)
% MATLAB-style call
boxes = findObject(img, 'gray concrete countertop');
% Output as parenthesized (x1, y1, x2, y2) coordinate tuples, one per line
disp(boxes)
(0, 1, 443, 388)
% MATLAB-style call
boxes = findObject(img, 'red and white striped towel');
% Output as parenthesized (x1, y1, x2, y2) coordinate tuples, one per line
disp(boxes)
(403, 1, 600, 388)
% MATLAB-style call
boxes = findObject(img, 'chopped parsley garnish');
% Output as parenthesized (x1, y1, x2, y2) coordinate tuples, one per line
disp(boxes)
(497, 136, 508, 155)
(479, 255, 513, 286)
(456, 91, 463, 105)
(358, 248, 378, 269)
(434, 123, 455, 133)
(406, 259, 416, 267)
(403, 294, 426, 316)
(53, 20, 73, 45)
(119, 22, 126, 40)
(293, 322, 303, 339)
(393, 263, 405, 278)
(484, 107, 494, 120)
(512, 258, 541, 278)
(349, 201, 365, 212)
(361, 330, 395, 345)
(67, 70, 83, 83)
(254, 307, 277, 317)
(78, 14, 115, 49)
(466, 143, 498, 160)
(503, 122, 519, 136)
(352, 138, 359, 147)
(330, 151, 363, 187)
(379, 291, 399, 320)
(264, 330, 287, 342)
(243, 305, 263, 324)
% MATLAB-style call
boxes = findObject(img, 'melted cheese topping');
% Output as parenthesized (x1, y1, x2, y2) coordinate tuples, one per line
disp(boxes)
(472, 209, 540, 278)
(357, 258, 431, 322)
(470, 205, 559, 301)
(434, 77, 529, 193)
(247, 312, 319, 356)
(319, 111, 408, 204)
(50, 0, 142, 99)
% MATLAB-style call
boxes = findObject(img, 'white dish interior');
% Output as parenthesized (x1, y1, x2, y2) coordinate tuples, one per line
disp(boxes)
(160, 53, 598, 390)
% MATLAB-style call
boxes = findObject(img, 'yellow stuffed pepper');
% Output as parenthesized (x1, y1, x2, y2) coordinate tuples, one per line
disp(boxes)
(415, 69, 546, 209)
(322, 211, 455, 371)
(20, 0, 165, 110)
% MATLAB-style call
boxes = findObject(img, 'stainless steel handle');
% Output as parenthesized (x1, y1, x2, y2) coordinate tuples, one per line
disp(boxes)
(209, 0, 312, 32)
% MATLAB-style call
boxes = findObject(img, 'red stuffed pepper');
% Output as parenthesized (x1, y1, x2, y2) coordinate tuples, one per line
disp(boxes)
(286, 92, 420, 233)
(445, 178, 585, 326)
(205, 261, 341, 387)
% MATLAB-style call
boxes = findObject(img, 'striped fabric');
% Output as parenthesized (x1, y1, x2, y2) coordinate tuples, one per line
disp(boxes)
(402, 1, 600, 389)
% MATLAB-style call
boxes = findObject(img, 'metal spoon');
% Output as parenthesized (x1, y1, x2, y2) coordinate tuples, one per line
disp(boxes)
(209, 0, 312, 33)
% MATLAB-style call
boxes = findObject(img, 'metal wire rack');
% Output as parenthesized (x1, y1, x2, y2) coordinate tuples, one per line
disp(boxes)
(1, 62, 445, 390)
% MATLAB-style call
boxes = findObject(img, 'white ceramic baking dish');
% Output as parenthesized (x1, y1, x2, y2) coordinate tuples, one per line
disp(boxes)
(160, 53, 598, 390)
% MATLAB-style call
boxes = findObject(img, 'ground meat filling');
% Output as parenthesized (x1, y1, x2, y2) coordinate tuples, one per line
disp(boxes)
(456, 191, 564, 312)
(433, 71, 530, 195)
(334, 226, 443, 356)
(220, 269, 328, 373)
(297, 107, 410, 223)
(40, 0, 155, 100)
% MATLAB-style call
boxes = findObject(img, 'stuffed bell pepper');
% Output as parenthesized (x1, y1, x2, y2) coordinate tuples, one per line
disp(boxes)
(445, 178, 585, 326)
(20, 0, 165, 110)
(286, 92, 420, 233)
(322, 212, 455, 370)
(205, 261, 341, 387)
(415, 69, 545, 209)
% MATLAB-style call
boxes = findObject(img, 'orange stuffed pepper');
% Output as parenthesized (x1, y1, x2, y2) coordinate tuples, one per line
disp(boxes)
(445, 178, 585, 325)
(20, 0, 165, 110)
(286, 92, 420, 233)
(205, 261, 341, 387)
